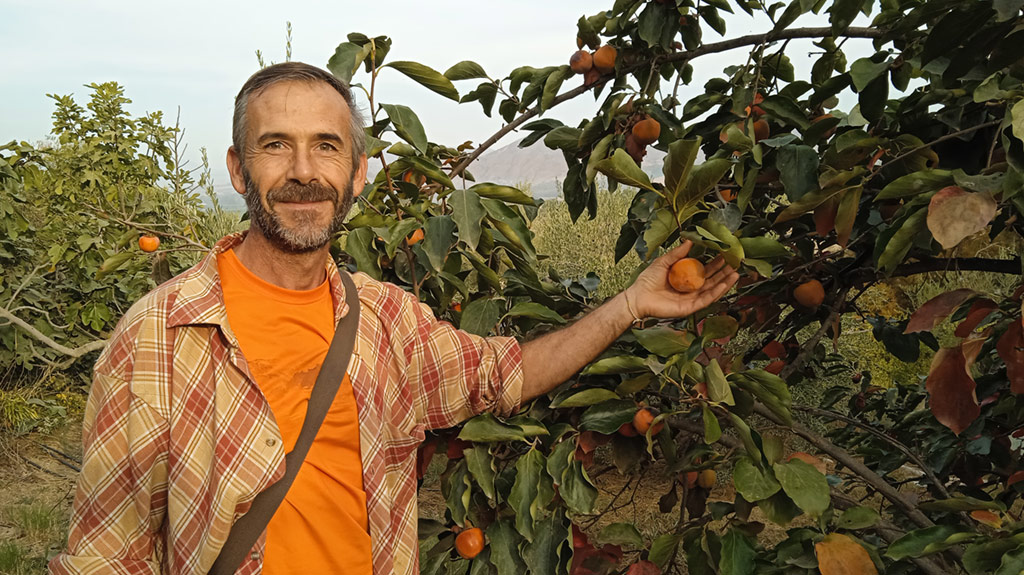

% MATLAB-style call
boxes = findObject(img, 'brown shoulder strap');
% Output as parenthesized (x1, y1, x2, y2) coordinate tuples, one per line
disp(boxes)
(209, 271, 360, 575)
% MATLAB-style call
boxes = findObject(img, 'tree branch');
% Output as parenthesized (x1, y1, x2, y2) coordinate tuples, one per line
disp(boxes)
(779, 287, 848, 380)
(450, 27, 882, 179)
(850, 257, 1022, 285)
(0, 307, 107, 360)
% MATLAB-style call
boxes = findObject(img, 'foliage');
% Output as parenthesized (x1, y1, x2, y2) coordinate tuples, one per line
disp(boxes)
(322, 1, 1024, 573)
(0, 83, 233, 376)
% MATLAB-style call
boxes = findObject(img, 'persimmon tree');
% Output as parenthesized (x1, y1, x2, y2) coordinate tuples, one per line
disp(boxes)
(324, 1, 1024, 574)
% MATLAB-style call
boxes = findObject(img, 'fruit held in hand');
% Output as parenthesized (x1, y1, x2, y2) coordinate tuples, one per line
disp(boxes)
(632, 407, 663, 435)
(668, 258, 706, 293)
(569, 50, 593, 74)
(455, 527, 485, 559)
(593, 45, 617, 73)
(793, 279, 825, 308)
(631, 116, 661, 146)
(139, 235, 160, 252)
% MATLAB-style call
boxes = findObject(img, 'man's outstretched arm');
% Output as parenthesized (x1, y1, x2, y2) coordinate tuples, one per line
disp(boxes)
(520, 241, 739, 402)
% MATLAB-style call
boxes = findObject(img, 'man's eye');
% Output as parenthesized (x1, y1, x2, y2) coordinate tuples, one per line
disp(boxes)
(318, 142, 338, 151)
(265, 141, 284, 150)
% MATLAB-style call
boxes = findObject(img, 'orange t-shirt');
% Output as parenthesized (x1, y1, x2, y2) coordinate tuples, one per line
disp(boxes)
(218, 249, 372, 575)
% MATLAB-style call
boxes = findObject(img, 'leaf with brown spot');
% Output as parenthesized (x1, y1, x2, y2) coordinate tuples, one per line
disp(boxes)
(954, 299, 998, 337)
(815, 533, 878, 575)
(905, 289, 976, 334)
(997, 321, 1024, 394)
(926, 345, 980, 435)
(970, 510, 1002, 528)
(926, 186, 997, 249)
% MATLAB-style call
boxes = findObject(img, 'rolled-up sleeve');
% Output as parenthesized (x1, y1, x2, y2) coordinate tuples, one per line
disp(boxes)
(401, 294, 524, 430)
(50, 371, 168, 575)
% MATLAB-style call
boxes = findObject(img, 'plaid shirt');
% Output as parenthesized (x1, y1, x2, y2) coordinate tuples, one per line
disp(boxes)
(51, 232, 524, 575)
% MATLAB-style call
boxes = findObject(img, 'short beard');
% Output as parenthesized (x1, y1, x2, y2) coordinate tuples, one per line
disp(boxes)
(242, 168, 354, 254)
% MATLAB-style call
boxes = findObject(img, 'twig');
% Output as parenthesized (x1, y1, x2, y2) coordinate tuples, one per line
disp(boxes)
(0, 307, 107, 359)
(19, 455, 65, 478)
(874, 120, 1001, 176)
(779, 287, 848, 380)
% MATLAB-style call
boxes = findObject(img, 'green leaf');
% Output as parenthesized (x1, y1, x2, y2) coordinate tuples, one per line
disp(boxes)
(836, 506, 880, 530)
(616, 373, 655, 396)
(682, 158, 733, 206)
(385, 61, 459, 101)
(467, 183, 535, 205)
(579, 399, 637, 434)
(582, 355, 647, 375)
(487, 520, 527, 575)
(381, 103, 428, 154)
(422, 216, 456, 272)
(776, 144, 819, 201)
(733, 457, 782, 501)
(633, 325, 693, 357)
(541, 66, 570, 111)
(403, 155, 456, 189)
(460, 297, 503, 336)
(649, 533, 682, 569)
(757, 490, 802, 526)
(459, 413, 527, 442)
(599, 523, 645, 548)
(875, 169, 953, 201)
(523, 516, 567, 575)
(830, 0, 866, 35)
(504, 302, 566, 324)
(759, 96, 809, 130)
(702, 404, 722, 444)
(729, 413, 761, 460)
(551, 388, 619, 408)
(772, 459, 830, 517)
(877, 208, 928, 273)
(719, 530, 756, 575)
(561, 460, 597, 514)
(643, 208, 681, 257)
(344, 227, 382, 279)
(450, 189, 485, 251)
(327, 42, 365, 83)
(850, 57, 891, 92)
(995, 0, 1024, 20)
(702, 315, 739, 340)
(465, 445, 497, 500)
(664, 138, 701, 198)
(586, 134, 615, 187)
(886, 525, 965, 560)
(543, 126, 582, 151)
(445, 60, 489, 81)
(964, 539, 1024, 574)
(443, 459, 472, 526)
(996, 545, 1024, 575)
(738, 236, 790, 259)
(509, 448, 545, 541)
(707, 359, 735, 406)
(594, 149, 655, 192)
(546, 439, 574, 488)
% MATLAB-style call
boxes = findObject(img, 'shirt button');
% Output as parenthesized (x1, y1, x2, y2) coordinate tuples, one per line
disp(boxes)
(266, 438, 277, 447)
(250, 550, 260, 560)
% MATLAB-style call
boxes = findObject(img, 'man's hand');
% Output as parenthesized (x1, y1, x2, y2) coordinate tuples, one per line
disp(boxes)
(626, 240, 740, 320)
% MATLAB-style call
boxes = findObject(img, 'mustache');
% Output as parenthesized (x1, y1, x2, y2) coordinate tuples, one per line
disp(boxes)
(265, 181, 338, 205)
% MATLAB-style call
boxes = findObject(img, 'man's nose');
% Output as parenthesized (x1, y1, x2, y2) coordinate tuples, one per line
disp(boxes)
(287, 147, 317, 184)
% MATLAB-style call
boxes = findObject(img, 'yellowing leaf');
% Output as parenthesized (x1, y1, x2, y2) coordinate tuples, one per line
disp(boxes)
(926, 186, 997, 250)
(815, 533, 878, 575)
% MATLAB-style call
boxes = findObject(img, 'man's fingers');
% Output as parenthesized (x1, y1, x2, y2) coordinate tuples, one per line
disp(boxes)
(661, 240, 693, 265)
(702, 256, 727, 277)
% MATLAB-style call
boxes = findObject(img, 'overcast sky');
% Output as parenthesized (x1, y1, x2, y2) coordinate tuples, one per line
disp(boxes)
(1, 1, 872, 196)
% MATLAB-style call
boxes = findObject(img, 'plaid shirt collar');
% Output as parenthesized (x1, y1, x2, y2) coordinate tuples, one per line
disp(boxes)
(166, 231, 353, 340)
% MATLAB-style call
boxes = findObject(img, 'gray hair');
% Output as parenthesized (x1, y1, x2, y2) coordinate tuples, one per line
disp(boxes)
(232, 62, 366, 166)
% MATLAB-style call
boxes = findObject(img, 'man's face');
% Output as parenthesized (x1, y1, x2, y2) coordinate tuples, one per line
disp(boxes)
(230, 80, 366, 253)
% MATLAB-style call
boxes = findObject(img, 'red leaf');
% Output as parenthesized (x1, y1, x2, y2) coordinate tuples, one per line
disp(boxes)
(997, 321, 1024, 394)
(905, 289, 976, 334)
(926, 345, 980, 435)
(1007, 471, 1024, 486)
(626, 560, 661, 575)
(813, 197, 838, 237)
(954, 299, 998, 337)
(762, 340, 786, 358)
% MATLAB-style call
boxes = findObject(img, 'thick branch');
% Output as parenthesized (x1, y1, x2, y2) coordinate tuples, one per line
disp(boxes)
(450, 27, 882, 179)
(850, 257, 1022, 285)
(0, 307, 107, 359)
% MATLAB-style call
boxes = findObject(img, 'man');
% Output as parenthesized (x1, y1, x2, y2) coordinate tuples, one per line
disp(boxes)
(51, 62, 738, 575)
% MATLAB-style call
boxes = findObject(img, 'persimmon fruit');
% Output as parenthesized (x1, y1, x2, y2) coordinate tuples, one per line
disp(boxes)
(793, 279, 825, 308)
(668, 258, 706, 293)
(407, 229, 425, 245)
(632, 407, 663, 435)
(631, 117, 661, 146)
(569, 50, 593, 74)
(455, 527, 485, 559)
(593, 45, 617, 73)
(697, 469, 717, 489)
(139, 235, 160, 252)
(752, 119, 770, 142)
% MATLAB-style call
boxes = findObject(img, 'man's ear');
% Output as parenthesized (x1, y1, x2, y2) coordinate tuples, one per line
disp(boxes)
(226, 146, 247, 195)
(352, 154, 368, 197)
